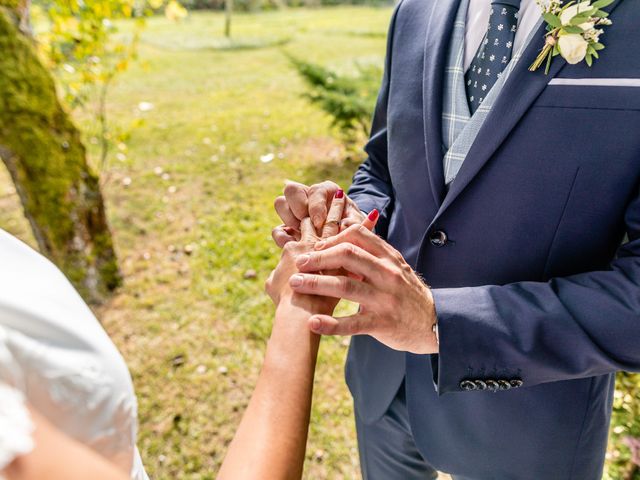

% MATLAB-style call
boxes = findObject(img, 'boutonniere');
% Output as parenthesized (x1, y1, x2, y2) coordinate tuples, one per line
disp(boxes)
(529, 0, 613, 74)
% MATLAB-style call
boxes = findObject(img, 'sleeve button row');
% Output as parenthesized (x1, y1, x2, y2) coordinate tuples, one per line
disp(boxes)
(459, 378, 523, 392)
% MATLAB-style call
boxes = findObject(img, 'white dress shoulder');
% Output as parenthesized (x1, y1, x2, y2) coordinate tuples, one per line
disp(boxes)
(0, 229, 147, 480)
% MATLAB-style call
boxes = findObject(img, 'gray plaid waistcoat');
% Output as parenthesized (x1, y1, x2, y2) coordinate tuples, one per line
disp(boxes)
(441, 0, 542, 185)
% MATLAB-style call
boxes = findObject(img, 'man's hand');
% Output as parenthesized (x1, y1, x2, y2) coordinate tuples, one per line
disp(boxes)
(287, 224, 438, 354)
(272, 181, 365, 248)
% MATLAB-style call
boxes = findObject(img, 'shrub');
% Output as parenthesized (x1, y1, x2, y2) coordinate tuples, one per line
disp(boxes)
(608, 372, 640, 480)
(288, 55, 381, 146)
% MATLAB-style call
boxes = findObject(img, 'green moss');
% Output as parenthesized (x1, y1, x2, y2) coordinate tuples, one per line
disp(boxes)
(0, 1, 20, 9)
(0, 8, 121, 302)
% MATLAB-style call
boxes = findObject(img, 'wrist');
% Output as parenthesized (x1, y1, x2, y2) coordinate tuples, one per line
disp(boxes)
(267, 300, 321, 367)
(426, 288, 439, 352)
(273, 295, 319, 337)
(276, 292, 333, 316)
(275, 288, 295, 307)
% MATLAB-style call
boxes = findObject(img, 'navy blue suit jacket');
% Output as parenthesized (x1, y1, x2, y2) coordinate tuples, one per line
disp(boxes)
(346, 0, 640, 478)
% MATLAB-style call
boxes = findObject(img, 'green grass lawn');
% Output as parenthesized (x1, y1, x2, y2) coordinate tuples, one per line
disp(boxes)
(0, 6, 394, 479)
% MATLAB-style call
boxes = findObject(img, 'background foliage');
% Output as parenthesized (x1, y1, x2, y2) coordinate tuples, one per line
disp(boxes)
(608, 373, 640, 479)
(181, 0, 391, 10)
(289, 55, 381, 146)
(33, 0, 147, 176)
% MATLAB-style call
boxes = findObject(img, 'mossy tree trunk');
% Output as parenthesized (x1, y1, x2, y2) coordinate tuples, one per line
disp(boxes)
(0, 5, 121, 303)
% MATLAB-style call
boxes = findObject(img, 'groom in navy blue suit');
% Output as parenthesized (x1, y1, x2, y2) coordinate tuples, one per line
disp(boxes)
(272, 0, 640, 478)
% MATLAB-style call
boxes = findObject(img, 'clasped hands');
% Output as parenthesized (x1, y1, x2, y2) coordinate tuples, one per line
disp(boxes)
(266, 181, 439, 355)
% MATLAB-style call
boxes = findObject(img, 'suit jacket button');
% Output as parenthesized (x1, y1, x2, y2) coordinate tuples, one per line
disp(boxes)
(460, 380, 477, 391)
(498, 380, 511, 390)
(429, 230, 448, 247)
(510, 379, 524, 388)
(474, 380, 487, 391)
(485, 379, 499, 391)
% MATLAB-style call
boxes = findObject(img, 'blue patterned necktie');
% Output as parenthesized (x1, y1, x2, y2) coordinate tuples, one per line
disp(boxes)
(465, 0, 522, 114)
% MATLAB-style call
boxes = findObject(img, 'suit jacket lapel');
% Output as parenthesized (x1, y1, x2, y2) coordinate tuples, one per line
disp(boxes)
(422, 0, 462, 208)
(432, 0, 624, 221)
(433, 20, 560, 220)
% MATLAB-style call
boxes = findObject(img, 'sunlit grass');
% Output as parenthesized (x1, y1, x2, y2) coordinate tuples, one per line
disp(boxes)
(1, 6, 392, 479)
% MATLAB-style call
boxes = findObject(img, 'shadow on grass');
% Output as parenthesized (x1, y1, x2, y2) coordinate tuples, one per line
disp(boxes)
(141, 36, 292, 52)
(319, 28, 386, 38)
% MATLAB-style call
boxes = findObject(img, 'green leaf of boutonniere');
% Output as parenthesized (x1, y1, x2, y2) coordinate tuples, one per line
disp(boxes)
(592, 0, 615, 9)
(570, 11, 596, 24)
(543, 12, 563, 27)
(562, 25, 585, 33)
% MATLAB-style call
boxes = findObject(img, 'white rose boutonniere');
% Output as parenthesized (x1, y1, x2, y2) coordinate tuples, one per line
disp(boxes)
(557, 34, 589, 63)
(529, 0, 614, 74)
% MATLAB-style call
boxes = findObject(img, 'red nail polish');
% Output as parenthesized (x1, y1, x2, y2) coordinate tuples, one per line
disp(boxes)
(368, 209, 379, 222)
(335, 189, 344, 199)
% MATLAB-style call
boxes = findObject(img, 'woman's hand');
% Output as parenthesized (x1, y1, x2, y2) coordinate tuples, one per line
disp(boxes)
(218, 193, 379, 480)
(265, 190, 347, 314)
(271, 182, 366, 248)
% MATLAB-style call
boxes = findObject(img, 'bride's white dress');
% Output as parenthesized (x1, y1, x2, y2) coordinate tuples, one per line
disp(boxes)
(0, 229, 147, 480)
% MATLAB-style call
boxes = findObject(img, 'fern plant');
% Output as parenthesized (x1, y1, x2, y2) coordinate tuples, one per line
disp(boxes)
(288, 55, 382, 146)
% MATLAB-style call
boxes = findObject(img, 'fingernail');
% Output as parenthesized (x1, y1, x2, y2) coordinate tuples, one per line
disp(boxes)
(368, 209, 379, 222)
(312, 215, 322, 227)
(310, 317, 321, 331)
(289, 275, 303, 287)
(296, 254, 310, 266)
(314, 241, 326, 250)
(335, 189, 344, 199)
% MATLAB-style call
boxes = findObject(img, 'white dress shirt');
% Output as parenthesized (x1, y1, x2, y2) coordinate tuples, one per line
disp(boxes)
(464, 0, 542, 71)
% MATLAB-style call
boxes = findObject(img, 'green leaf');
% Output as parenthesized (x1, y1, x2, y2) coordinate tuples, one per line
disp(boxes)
(592, 0, 615, 9)
(570, 11, 596, 25)
(593, 10, 610, 17)
(585, 54, 593, 66)
(562, 25, 585, 34)
(592, 50, 599, 59)
(543, 12, 562, 28)
(593, 42, 605, 50)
